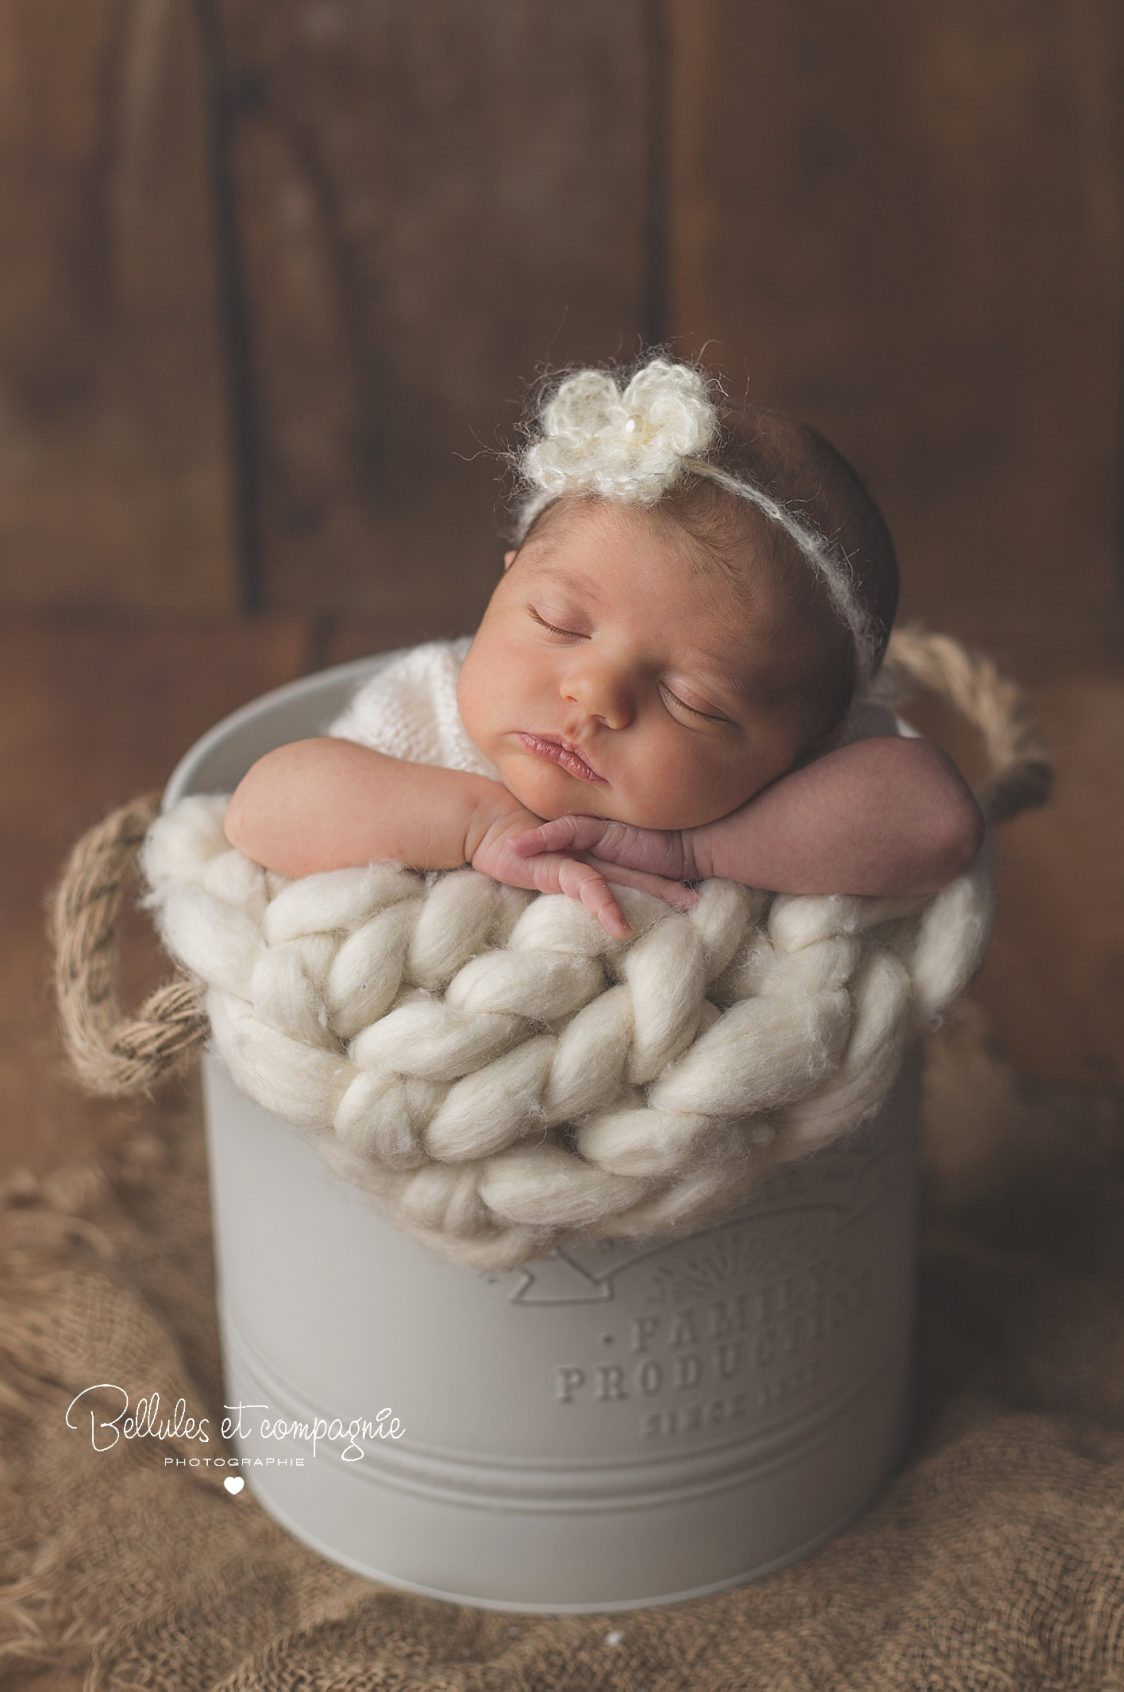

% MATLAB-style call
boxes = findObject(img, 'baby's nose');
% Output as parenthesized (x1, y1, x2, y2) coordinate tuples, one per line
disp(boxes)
(561, 660, 634, 730)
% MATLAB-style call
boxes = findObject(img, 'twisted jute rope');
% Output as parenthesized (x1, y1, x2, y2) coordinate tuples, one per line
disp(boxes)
(47, 624, 1051, 1135)
(48, 792, 211, 1103)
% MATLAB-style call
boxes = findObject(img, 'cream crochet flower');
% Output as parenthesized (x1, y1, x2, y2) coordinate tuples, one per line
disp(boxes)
(521, 358, 718, 505)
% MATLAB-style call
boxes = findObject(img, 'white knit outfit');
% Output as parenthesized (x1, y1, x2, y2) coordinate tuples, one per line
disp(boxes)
(325, 637, 501, 778)
(323, 635, 904, 775)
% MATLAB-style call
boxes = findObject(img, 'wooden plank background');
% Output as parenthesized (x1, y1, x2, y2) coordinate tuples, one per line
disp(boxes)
(4, 1, 1118, 659)
(667, 0, 1123, 677)
(217, 0, 652, 628)
(0, 0, 237, 613)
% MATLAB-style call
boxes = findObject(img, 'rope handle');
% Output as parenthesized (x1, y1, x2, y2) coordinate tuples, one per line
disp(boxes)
(874, 623, 1053, 825)
(46, 624, 1053, 1101)
(48, 790, 208, 1101)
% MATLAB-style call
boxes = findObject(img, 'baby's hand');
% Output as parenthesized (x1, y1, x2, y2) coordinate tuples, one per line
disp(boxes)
(468, 804, 698, 939)
(509, 815, 701, 884)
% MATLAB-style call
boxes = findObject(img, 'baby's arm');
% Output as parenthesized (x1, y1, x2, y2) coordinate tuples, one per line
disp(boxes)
(222, 737, 504, 878)
(694, 737, 985, 896)
(511, 738, 985, 898)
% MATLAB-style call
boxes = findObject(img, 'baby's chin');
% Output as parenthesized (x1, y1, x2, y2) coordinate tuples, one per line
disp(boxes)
(497, 756, 616, 823)
(496, 755, 720, 831)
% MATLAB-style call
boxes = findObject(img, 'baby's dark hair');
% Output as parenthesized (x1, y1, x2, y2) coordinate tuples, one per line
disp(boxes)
(664, 405, 899, 744)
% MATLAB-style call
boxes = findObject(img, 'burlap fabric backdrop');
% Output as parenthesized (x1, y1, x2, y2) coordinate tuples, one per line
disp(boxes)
(1, 996, 1122, 1690)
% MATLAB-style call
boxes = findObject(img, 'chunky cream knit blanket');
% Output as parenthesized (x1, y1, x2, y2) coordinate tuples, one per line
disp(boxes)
(135, 640, 994, 1270)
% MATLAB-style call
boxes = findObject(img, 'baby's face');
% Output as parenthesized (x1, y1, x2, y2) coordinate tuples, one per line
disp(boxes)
(457, 501, 837, 830)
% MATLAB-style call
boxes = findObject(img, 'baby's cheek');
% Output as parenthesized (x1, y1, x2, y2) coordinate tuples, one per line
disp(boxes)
(625, 756, 757, 831)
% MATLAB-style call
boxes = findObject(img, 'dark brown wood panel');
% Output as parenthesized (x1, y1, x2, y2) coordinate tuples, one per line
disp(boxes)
(0, 1, 237, 612)
(668, 1, 1123, 679)
(218, 0, 650, 632)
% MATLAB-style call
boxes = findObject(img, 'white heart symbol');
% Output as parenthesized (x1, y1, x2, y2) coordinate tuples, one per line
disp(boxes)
(224, 1476, 245, 1495)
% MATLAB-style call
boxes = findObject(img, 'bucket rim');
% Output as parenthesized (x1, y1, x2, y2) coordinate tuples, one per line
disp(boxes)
(162, 645, 406, 811)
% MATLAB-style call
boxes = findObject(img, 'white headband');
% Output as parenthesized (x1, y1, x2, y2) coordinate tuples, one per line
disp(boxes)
(512, 357, 880, 683)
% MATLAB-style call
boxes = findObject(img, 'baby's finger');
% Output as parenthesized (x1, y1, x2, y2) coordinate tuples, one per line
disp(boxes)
(509, 817, 601, 857)
(583, 856, 699, 911)
(554, 857, 632, 938)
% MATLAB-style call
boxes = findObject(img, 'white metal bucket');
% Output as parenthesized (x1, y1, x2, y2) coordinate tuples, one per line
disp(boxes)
(164, 653, 922, 1614)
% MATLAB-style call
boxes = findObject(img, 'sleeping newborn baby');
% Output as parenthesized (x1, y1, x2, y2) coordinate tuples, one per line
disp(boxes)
(223, 356, 984, 938)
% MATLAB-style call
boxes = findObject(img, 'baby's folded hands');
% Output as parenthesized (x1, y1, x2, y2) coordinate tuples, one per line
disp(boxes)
(508, 815, 700, 884)
(468, 805, 698, 939)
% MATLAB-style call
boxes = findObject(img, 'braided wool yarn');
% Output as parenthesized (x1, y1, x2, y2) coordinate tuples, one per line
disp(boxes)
(138, 793, 995, 1271)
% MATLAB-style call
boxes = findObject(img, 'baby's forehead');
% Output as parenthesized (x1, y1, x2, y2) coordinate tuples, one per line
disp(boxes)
(521, 500, 792, 626)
